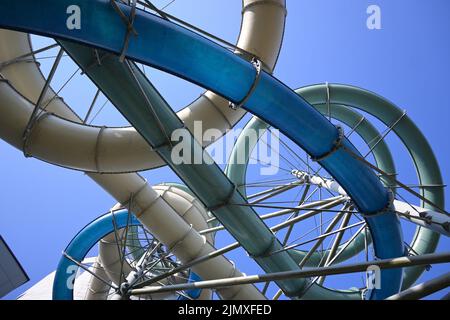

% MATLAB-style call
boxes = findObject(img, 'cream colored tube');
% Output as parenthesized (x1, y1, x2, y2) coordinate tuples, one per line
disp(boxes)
(91, 174, 265, 300)
(0, 0, 285, 299)
(0, 0, 286, 173)
(83, 258, 112, 300)
(98, 186, 214, 300)
(0, 81, 264, 299)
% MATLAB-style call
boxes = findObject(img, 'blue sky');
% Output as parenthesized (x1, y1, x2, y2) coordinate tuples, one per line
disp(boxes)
(1, 0, 449, 299)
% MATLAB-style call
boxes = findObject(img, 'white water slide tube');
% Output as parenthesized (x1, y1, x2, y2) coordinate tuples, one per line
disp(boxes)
(0, 0, 286, 173)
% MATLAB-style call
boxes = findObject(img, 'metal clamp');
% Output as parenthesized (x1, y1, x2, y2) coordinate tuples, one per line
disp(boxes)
(359, 190, 395, 218)
(311, 125, 345, 162)
(111, 0, 138, 62)
(229, 57, 262, 110)
(248, 236, 276, 259)
(168, 224, 194, 252)
(22, 112, 53, 158)
(94, 126, 107, 173)
(208, 183, 237, 211)
(0, 58, 38, 71)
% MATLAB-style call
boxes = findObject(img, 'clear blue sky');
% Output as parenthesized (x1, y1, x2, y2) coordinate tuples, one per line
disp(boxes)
(1, 0, 449, 299)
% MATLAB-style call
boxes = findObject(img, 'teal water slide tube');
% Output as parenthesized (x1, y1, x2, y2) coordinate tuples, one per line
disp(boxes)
(0, 0, 404, 298)
(225, 84, 443, 295)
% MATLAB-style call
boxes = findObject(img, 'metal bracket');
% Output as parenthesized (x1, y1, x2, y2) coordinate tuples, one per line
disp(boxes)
(311, 125, 345, 162)
(359, 190, 395, 218)
(0, 58, 38, 71)
(168, 224, 194, 252)
(111, 0, 138, 62)
(229, 57, 262, 110)
(208, 183, 237, 211)
(248, 236, 276, 259)
(22, 112, 53, 158)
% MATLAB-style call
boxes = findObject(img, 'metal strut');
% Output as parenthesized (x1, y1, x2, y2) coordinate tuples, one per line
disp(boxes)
(229, 58, 262, 110)
(22, 47, 64, 157)
(111, 0, 138, 62)
(130, 252, 450, 296)
(22, 112, 53, 158)
(342, 144, 450, 217)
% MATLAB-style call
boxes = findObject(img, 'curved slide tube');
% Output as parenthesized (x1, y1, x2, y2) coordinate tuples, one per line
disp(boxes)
(0, 0, 404, 299)
(225, 106, 391, 299)
(225, 107, 389, 268)
(0, 0, 286, 173)
(97, 185, 214, 300)
(296, 84, 444, 289)
(226, 83, 446, 290)
(59, 41, 403, 299)
(53, 210, 203, 300)
(0, 0, 286, 300)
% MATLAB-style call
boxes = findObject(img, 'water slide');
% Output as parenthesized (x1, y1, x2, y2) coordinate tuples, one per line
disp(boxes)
(0, 1, 286, 299)
(0, 0, 286, 300)
(0, 0, 447, 300)
(225, 84, 446, 293)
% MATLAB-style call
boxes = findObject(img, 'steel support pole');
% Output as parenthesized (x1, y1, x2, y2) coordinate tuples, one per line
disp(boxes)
(387, 272, 450, 300)
(130, 253, 450, 296)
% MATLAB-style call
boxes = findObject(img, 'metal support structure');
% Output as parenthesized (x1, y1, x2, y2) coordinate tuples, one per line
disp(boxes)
(111, 0, 138, 62)
(83, 89, 101, 124)
(387, 272, 450, 300)
(291, 170, 450, 236)
(200, 196, 344, 235)
(130, 252, 450, 296)
(22, 47, 64, 157)
(229, 58, 262, 110)
(0, 43, 59, 70)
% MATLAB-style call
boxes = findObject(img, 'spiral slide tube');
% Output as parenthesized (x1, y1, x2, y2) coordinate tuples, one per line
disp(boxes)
(226, 83, 446, 280)
(54, 181, 265, 300)
(53, 210, 204, 300)
(58, 42, 311, 298)
(0, 76, 267, 302)
(0, 0, 398, 214)
(225, 83, 447, 292)
(97, 185, 214, 300)
(0, 0, 287, 300)
(296, 84, 444, 289)
(59, 41, 404, 299)
(0, 0, 405, 299)
(225, 105, 392, 299)
(0, 0, 286, 173)
(0, 76, 266, 301)
(225, 106, 391, 268)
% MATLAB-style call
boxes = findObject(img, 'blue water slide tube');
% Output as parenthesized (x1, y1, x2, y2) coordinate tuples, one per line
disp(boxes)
(52, 210, 201, 300)
(0, 0, 404, 299)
